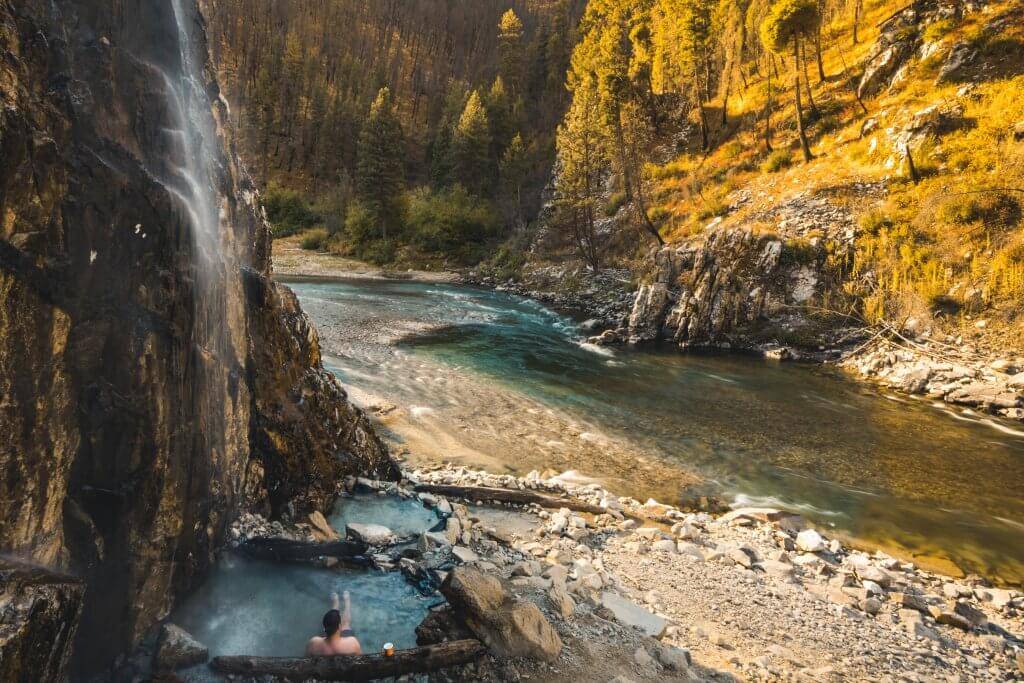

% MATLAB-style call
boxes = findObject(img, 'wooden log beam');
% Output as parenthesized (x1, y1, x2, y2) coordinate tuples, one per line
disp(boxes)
(238, 537, 369, 563)
(210, 639, 487, 681)
(413, 483, 606, 515)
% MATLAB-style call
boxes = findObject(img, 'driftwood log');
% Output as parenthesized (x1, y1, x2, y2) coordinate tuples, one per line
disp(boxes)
(238, 537, 369, 563)
(413, 483, 606, 515)
(210, 639, 487, 681)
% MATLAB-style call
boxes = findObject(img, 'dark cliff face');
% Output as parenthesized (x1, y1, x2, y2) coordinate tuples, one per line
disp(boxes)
(0, 0, 396, 675)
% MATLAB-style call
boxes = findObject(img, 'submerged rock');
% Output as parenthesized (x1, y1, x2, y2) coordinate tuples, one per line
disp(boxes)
(154, 624, 208, 671)
(441, 567, 562, 662)
(346, 523, 394, 545)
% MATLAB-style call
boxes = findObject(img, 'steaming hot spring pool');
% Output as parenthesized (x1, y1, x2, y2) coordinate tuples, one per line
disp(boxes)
(170, 494, 442, 675)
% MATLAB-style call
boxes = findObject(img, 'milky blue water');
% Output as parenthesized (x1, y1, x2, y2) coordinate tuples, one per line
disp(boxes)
(172, 554, 429, 663)
(290, 277, 1024, 584)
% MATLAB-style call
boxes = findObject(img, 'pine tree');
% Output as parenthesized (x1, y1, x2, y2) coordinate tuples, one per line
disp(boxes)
(355, 87, 406, 242)
(760, 0, 820, 162)
(486, 76, 515, 156)
(500, 133, 528, 228)
(453, 90, 493, 196)
(498, 9, 525, 92)
(651, 0, 714, 150)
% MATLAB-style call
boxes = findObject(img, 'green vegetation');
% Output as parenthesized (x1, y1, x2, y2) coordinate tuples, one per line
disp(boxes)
(300, 228, 329, 251)
(263, 187, 321, 237)
(207, 0, 582, 267)
(761, 149, 793, 172)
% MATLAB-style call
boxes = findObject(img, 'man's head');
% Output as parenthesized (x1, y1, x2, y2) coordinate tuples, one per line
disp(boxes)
(323, 609, 341, 636)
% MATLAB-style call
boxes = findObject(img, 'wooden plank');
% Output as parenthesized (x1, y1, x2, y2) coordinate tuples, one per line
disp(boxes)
(210, 639, 487, 681)
(413, 483, 606, 515)
(238, 537, 369, 563)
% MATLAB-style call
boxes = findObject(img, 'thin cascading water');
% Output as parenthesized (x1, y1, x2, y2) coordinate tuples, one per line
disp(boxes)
(165, 0, 225, 287)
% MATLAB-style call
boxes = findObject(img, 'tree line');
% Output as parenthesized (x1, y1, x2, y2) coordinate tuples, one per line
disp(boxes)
(552, 0, 864, 269)
(204, 0, 585, 265)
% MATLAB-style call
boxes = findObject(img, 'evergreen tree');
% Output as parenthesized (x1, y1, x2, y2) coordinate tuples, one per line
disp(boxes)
(355, 88, 406, 242)
(500, 133, 528, 228)
(760, 0, 820, 161)
(498, 9, 526, 92)
(453, 90, 493, 196)
(428, 121, 456, 189)
(486, 76, 515, 156)
(651, 0, 714, 149)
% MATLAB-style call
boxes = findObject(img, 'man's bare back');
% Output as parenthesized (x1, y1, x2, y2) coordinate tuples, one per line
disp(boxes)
(306, 591, 362, 656)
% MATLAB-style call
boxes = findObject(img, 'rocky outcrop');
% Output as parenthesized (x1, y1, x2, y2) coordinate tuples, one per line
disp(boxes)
(440, 567, 563, 662)
(625, 228, 834, 349)
(0, 561, 85, 683)
(0, 0, 395, 675)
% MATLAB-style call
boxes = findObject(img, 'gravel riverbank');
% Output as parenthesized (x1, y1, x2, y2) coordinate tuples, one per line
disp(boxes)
(227, 466, 1023, 681)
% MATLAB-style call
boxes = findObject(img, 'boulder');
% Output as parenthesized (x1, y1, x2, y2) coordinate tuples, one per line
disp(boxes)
(0, 563, 85, 682)
(548, 585, 576, 620)
(346, 523, 394, 545)
(415, 607, 473, 646)
(155, 624, 208, 671)
(655, 645, 691, 672)
(441, 568, 562, 662)
(795, 529, 826, 553)
(451, 546, 479, 564)
(307, 511, 339, 540)
(599, 591, 668, 638)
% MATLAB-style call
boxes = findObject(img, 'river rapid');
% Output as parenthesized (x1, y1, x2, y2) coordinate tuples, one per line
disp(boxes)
(287, 276, 1024, 585)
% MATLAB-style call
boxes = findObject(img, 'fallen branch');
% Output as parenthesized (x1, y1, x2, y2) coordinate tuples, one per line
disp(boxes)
(413, 484, 606, 515)
(238, 537, 369, 563)
(210, 639, 487, 681)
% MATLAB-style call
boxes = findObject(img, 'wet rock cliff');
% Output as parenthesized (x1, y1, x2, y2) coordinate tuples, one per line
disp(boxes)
(0, 0, 396, 676)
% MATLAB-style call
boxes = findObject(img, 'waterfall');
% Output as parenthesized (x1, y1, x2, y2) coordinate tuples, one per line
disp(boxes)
(165, 0, 224, 282)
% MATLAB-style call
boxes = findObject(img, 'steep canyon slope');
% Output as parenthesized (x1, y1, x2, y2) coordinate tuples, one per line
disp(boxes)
(0, 0, 396, 676)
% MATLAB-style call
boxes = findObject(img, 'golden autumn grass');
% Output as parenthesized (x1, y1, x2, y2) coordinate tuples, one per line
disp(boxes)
(645, 0, 1024, 342)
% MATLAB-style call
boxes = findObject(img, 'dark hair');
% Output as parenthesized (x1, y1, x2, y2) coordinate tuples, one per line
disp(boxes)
(323, 609, 341, 636)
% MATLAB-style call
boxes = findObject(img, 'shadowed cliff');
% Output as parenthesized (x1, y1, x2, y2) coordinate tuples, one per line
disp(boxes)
(0, 0, 398, 676)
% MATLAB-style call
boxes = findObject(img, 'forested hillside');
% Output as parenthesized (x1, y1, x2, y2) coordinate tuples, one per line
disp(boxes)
(539, 0, 1024, 342)
(204, 0, 584, 265)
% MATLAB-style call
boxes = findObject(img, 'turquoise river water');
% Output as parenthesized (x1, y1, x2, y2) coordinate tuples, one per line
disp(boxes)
(289, 277, 1024, 585)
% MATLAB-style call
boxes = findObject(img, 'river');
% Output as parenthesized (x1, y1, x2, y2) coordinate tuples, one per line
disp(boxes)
(287, 276, 1024, 585)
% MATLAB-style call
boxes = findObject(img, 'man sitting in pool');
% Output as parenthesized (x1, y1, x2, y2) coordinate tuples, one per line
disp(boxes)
(306, 591, 362, 656)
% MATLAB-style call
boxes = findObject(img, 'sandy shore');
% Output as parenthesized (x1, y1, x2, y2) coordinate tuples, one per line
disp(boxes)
(272, 235, 461, 283)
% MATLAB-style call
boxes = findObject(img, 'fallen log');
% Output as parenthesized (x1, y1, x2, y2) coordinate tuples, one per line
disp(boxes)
(210, 639, 487, 681)
(238, 537, 370, 564)
(413, 484, 605, 515)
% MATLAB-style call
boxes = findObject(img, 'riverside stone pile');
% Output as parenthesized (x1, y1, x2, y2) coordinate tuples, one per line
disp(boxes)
(845, 337, 1024, 421)
(209, 465, 1024, 680)
(406, 464, 1024, 681)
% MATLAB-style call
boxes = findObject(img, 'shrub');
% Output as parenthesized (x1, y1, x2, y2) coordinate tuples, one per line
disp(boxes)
(263, 186, 321, 237)
(604, 191, 628, 216)
(648, 205, 672, 224)
(936, 193, 1021, 229)
(405, 185, 500, 264)
(342, 199, 383, 247)
(299, 228, 329, 251)
(923, 18, 955, 44)
(859, 209, 893, 234)
(761, 150, 792, 173)
(721, 140, 744, 159)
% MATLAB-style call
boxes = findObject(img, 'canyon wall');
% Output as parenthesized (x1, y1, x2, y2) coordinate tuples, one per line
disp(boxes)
(0, 0, 396, 676)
